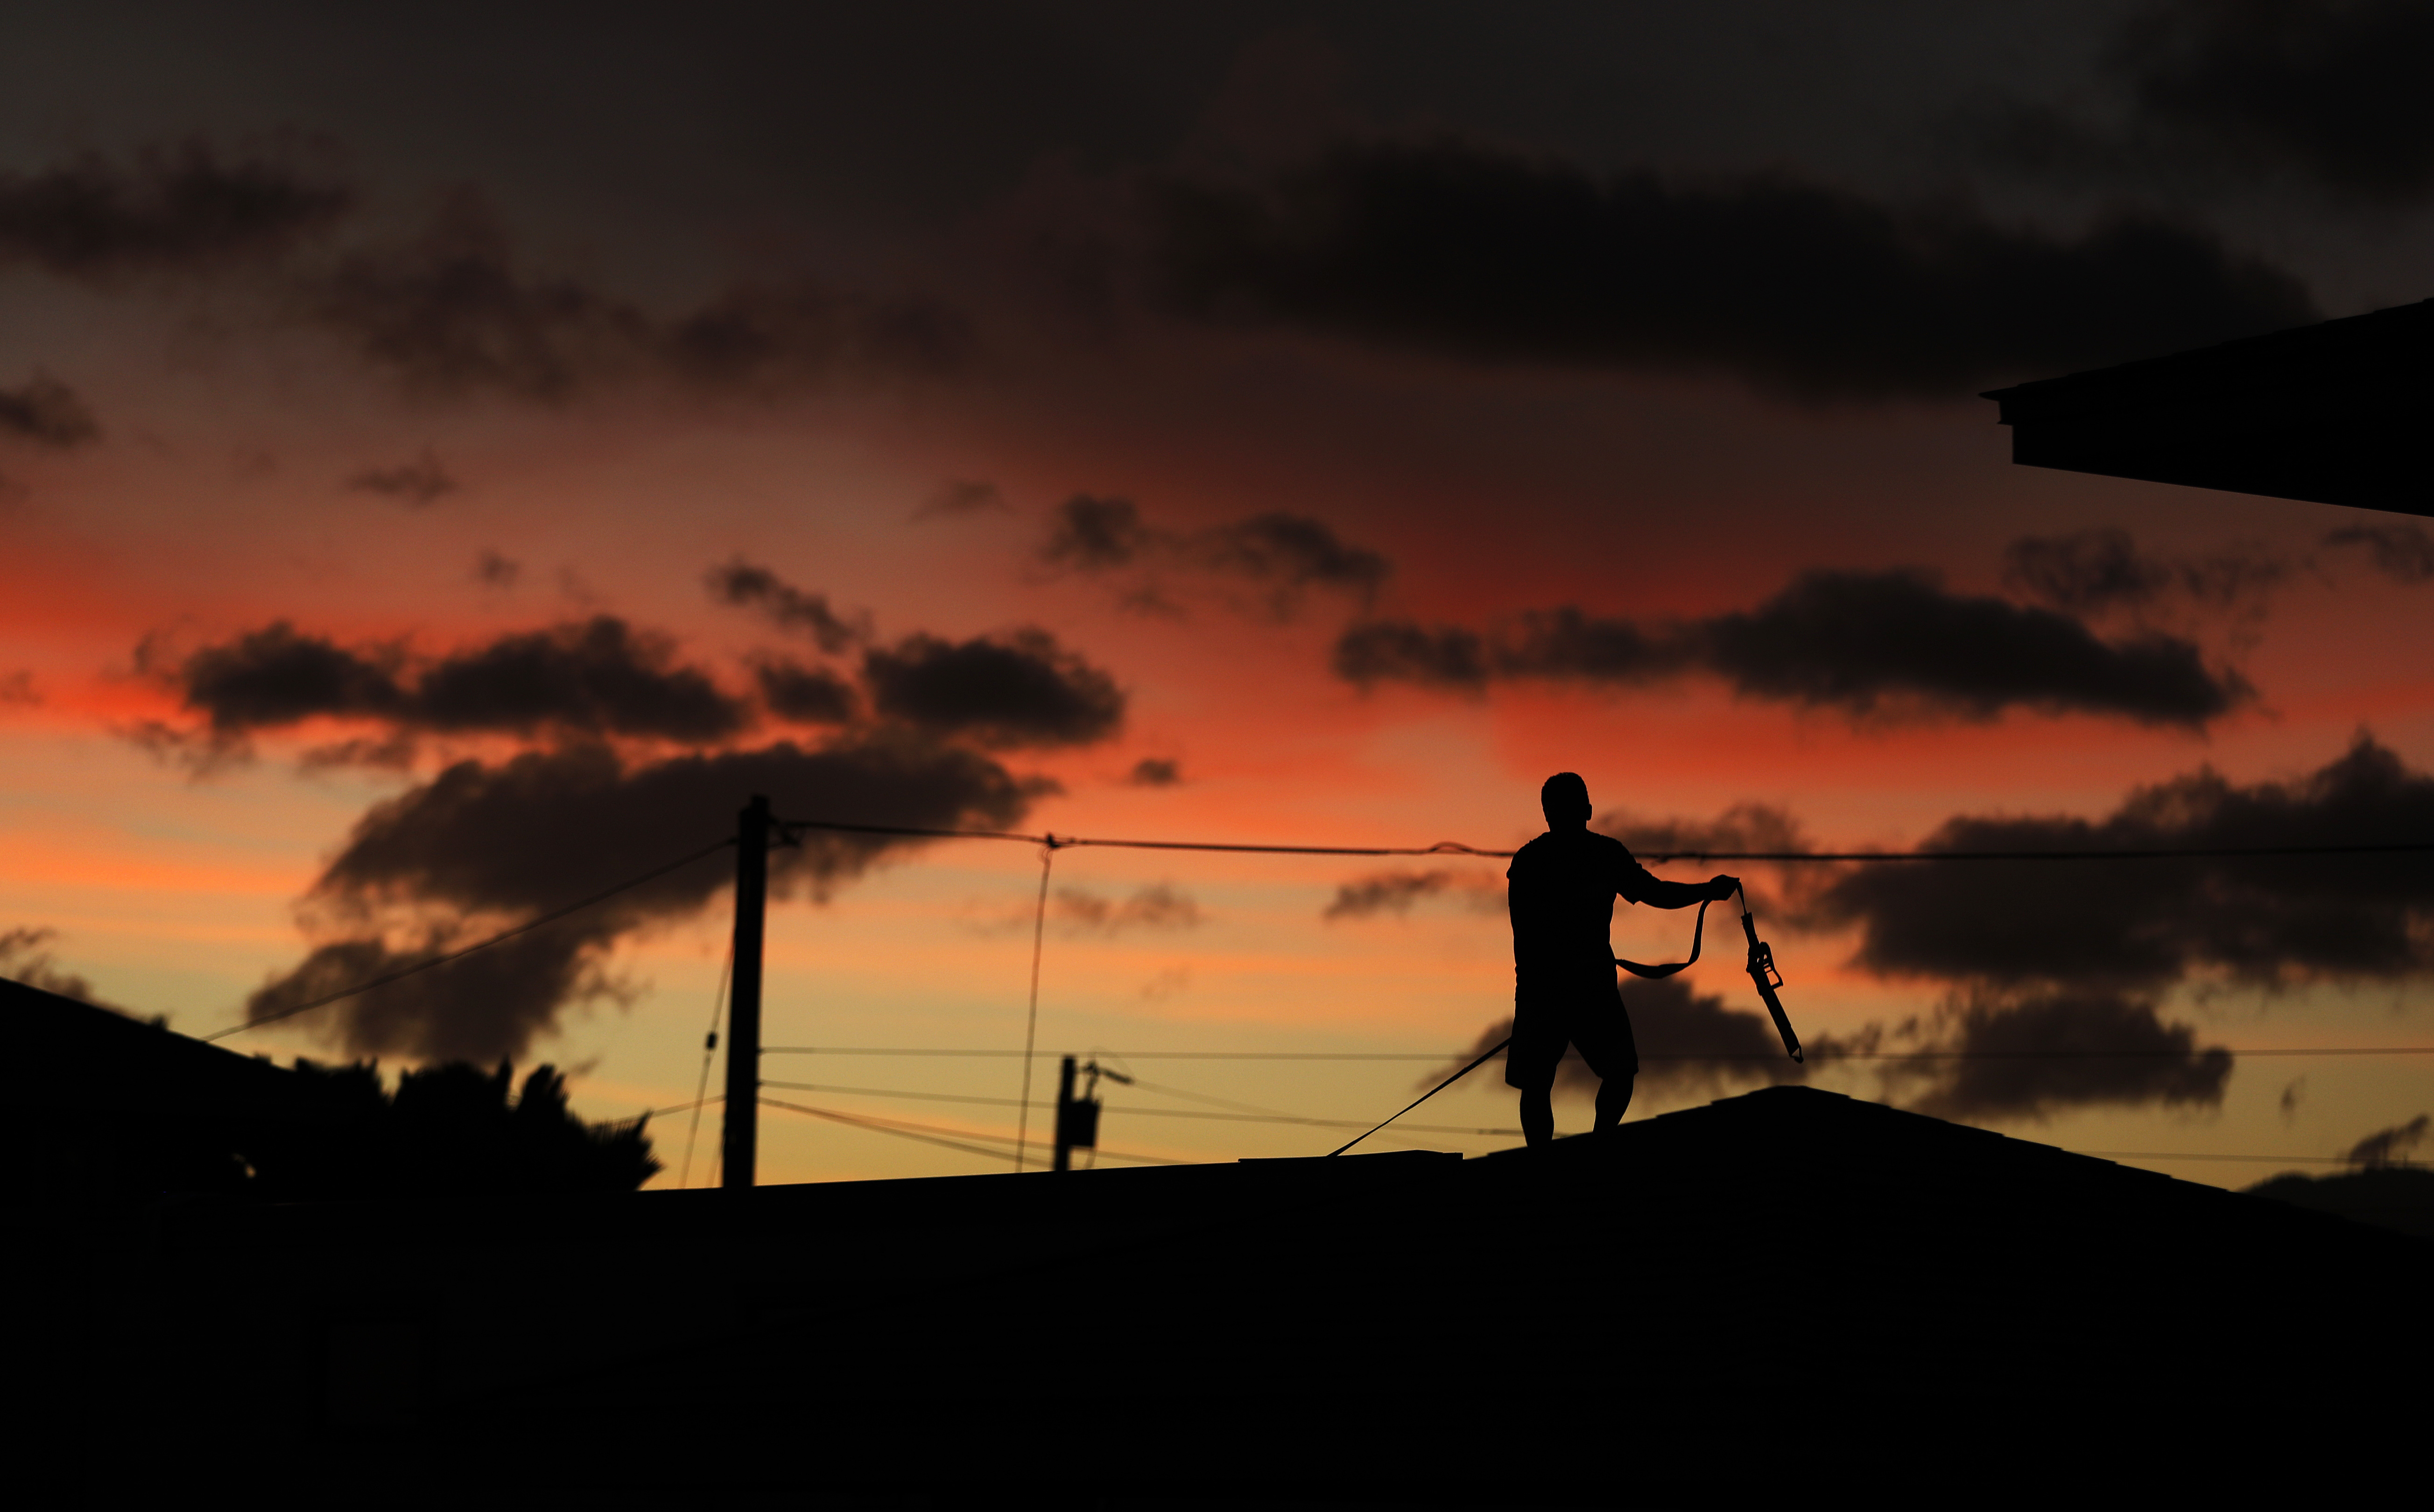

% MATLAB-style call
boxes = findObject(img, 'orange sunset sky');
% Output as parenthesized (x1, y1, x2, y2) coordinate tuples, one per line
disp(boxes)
(4, 2, 2431, 1187)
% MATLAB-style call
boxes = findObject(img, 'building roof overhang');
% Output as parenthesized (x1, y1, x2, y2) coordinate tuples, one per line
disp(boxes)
(1984, 297, 2434, 517)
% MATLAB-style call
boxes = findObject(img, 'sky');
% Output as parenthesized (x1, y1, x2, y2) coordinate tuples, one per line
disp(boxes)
(5, 0, 2433, 1188)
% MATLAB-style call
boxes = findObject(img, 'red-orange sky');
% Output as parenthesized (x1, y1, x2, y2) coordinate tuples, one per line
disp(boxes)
(4, 3, 2431, 1187)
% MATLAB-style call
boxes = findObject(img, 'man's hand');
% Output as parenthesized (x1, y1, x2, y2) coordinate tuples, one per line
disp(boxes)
(1708, 874, 1741, 902)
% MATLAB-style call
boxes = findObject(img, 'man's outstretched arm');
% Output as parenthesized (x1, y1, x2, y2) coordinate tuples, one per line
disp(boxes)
(1627, 869, 1740, 910)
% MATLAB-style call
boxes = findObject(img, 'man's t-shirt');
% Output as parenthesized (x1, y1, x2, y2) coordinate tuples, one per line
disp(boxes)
(1507, 829, 1661, 990)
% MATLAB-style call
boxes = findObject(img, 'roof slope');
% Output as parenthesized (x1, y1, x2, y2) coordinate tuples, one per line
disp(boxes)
(35, 1084, 2420, 1498)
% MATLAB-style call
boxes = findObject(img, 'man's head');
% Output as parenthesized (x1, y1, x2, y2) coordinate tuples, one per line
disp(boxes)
(1541, 771, 1591, 829)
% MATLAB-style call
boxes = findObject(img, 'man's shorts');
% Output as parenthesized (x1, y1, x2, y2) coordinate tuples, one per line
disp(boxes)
(1505, 980, 1639, 1092)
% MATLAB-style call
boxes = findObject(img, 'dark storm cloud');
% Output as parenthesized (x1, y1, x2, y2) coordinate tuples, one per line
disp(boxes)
(703, 560, 866, 652)
(160, 616, 746, 748)
(0, 140, 351, 279)
(247, 737, 1035, 1061)
(2322, 523, 2434, 584)
(2119, 0, 2434, 198)
(755, 659, 858, 725)
(308, 190, 969, 399)
(344, 448, 457, 505)
(0, 374, 100, 448)
(2001, 528, 2288, 620)
(1337, 571, 2245, 728)
(1881, 991, 2231, 1121)
(862, 628, 1124, 748)
(1147, 136, 2316, 398)
(1810, 737, 2434, 988)
(1041, 495, 1389, 615)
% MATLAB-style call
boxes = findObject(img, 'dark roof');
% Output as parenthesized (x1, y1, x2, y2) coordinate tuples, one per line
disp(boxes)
(1984, 298, 2434, 516)
(27, 1083, 2425, 1497)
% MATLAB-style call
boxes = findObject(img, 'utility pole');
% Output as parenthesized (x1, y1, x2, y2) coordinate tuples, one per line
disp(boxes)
(720, 794, 769, 1190)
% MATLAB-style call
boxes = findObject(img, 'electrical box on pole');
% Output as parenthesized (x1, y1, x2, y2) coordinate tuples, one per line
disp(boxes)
(1054, 1055, 1125, 1170)
(720, 794, 769, 1190)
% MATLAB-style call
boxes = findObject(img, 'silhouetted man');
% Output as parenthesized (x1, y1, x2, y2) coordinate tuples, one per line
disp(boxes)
(1507, 772, 1736, 1147)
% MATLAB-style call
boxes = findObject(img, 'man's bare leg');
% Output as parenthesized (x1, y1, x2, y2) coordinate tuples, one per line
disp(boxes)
(1520, 1087, 1555, 1147)
(1594, 1073, 1634, 1134)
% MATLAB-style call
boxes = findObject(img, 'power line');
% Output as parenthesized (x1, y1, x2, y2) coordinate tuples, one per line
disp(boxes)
(204, 834, 736, 1042)
(760, 1044, 2434, 1062)
(778, 813, 2434, 864)
(757, 1095, 1184, 1165)
(678, 943, 732, 1190)
(757, 1077, 1525, 1137)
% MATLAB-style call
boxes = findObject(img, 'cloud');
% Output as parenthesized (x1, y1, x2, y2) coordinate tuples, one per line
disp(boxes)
(2345, 1114, 2430, 1167)
(1126, 757, 1181, 786)
(0, 374, 100, 448)
(1146, 136, 2316, 398)
(2322, 523, 2434, 584)
(1041, 494, 1154, 571)
(1041, 494, 1389, 616)
(246, 737, 1034, 1061)
(412, 618, 746, 742)
(307, 189, 970, 399)
(0, 139, 351, 280)
(0, 670, 37, 706)
(704, 560, 866, 651)
(1331, 621, 1490, 691)
(1434, 976, 1812, 1105)
(1337, 569, 2246, 728)
(0, 925, 112, 1008)
(171, 621, 407, 737)
(473, 550, 521, 588)
(156, 616, 748, 753)
(1880, 990, 2231, 1121)
(2000, 528, 2287, 622)
(862, 628, 1124, 748)
(1809, 737, 2434, 988)
(1701, 569, 2244, 725)
(345, 448, 457, 505)
(915, 479, 1009, 519)
(1323, 868, 1502, 921)
(2119, 0, 2434, 199)
(755, 659, 857, 724)
(1054, 882, 1203, 933)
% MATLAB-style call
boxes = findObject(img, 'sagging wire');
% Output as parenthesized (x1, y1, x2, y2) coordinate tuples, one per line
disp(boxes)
(204, 834, 736, 1041)
(1011, 834, 1067, 1172)
(678, 942, 733, 1190)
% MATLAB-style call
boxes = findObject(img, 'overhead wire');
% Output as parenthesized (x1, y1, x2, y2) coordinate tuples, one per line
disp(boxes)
(1011, 841, 1056, 1173)
(776, 813, 2434, 864)
(202, 834, 736, 1042)
(759, 1043, 2434, 1061)
(677, 943, 732, 1190)
(758, 1095, 1184, 1165)
(758, 1077, 1525, 1137)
